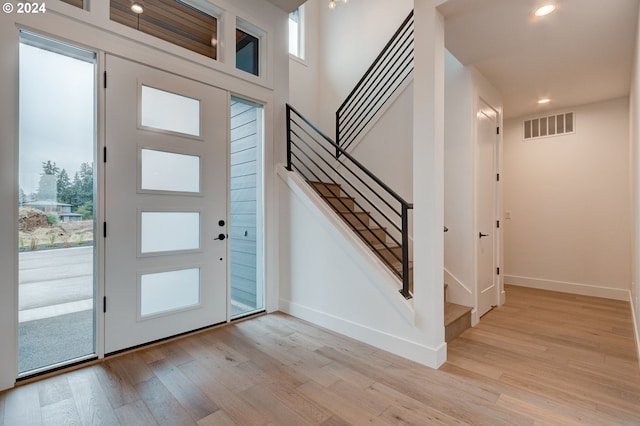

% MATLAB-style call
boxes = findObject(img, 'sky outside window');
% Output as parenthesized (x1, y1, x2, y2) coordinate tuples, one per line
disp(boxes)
(19, 43, 95, 197)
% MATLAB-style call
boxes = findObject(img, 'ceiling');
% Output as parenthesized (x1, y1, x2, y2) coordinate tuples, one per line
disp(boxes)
(264, 0, 306, 13)
(439, 0, 639, 119)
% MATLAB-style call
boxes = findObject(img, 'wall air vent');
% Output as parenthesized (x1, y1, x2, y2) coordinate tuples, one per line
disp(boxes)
(523, 112, 574, 140)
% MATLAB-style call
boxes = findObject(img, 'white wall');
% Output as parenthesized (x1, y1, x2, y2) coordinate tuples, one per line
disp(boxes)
(288, 1, 321, 122)
(444, 51, 474, 308)
(0, 0, 289, 391)
(348, 83, 414, 203)
(288, 0, 414, 202)
(503, 97, 631, 301)
(288, 0, 413, 135)
(278, 166, 446, 367)
(630, 4, 640, 363)
(411, 0, 446, 352)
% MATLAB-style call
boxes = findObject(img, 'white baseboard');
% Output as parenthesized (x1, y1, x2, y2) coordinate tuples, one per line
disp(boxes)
(504, 275, 629, 301)
(470, 308, 479, 327)
(279, 299, 447, 369)
(630, 290, 640, 368)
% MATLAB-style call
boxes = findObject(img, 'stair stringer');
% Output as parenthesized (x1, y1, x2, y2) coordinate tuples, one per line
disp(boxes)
(278, 165, 447, 368)
(443, 267, 477, 326)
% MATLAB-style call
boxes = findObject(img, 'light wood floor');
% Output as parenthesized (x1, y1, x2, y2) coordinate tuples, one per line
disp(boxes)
(1, 285, 639, 425)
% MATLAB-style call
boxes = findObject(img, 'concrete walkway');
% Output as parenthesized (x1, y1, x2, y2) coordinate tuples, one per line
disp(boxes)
(19, 246, 94, 322)
(19, 246, 94, 373)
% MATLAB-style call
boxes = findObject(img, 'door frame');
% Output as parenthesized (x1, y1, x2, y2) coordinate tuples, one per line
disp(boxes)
(474, 96, 502, 321)
(228, 95, 266, 319)
(103, 54, 232, 354)
(0, 2, 281, 388)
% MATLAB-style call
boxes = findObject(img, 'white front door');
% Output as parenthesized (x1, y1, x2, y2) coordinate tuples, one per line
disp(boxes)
(104, 55, 228, 354)
(476, 100, 498, 317)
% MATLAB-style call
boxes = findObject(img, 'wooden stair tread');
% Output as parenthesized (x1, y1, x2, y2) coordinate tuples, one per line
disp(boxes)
(309, 179, 413, 295)
(351, 224, 386, 232)
(371, 242, 401, 251)
(324, 195, 353, 201)
(390, 260, 413, 271)
(336, 210, 371, 219)
(309, 180, 340, 187)
(444, 302, 472, 326)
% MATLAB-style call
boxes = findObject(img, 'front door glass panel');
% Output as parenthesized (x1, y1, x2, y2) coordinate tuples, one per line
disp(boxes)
(140, 85, 201, 136)
(141, 149, 201, 193)
(140, 268, 201, 317)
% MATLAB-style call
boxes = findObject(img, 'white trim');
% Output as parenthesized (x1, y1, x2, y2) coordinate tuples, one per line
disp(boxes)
(443, 267, 473, 294)
(236, 17, 267, 78)
(505, 275, 629, 301)
(276, 164, 415, 325)
(279, 299, 446, 369)
(288, 4, 305, 61)
(630, 290, 640, 367)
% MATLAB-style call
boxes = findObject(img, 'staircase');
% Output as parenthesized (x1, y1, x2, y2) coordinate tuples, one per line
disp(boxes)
(286, 8, 471, 343)
(309, 181, 412, 293)
(309, 180, 471, 341)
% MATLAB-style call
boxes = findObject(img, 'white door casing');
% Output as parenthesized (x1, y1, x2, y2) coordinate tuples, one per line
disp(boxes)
(476, 100, 499, 317)
(104, 55, 228, 353)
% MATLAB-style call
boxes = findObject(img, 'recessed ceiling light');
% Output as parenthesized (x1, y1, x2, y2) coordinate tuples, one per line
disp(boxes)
(131, 3, 144, 14)
(538, 98, 551, 104)
(534, 4, 556, 17)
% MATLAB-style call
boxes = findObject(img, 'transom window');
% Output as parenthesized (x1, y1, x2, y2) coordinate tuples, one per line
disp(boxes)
(110, 0, 218, 60)
(289, 6, 304, 59)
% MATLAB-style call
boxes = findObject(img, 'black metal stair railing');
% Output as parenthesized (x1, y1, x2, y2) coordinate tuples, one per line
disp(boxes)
(336, 10, 414, 156)
(287, 104, 414, 299)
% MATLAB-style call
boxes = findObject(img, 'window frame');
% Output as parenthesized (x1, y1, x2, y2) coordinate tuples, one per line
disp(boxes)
(288, 5, 305, 61)
(236, 17, 266, 78)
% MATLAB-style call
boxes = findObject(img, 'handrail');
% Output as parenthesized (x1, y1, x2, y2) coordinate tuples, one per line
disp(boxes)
(288, 104, 412, 210)
(286, 104, 413, 299)
(336, 10, 414, 155)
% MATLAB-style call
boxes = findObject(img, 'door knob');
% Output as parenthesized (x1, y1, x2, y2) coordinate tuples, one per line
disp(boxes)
(479, 232, 488, 238)
(214, 233, 226, 241)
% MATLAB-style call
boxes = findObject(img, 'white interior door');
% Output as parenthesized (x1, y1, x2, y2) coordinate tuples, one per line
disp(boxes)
(104, 55, 228, 354)
(477, 101, 498, 317)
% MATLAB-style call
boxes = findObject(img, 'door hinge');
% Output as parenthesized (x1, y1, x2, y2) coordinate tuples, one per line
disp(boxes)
(496, 220, 500, 228)
(103, 146, 107, 163)
(104, 71, 107, 89)
(496, 173, 500, 182)
(496, 126, 500, 135)
(496, 267, 500, 275)
(103, 296, 107, 313)
(103, 222, 107, 238)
